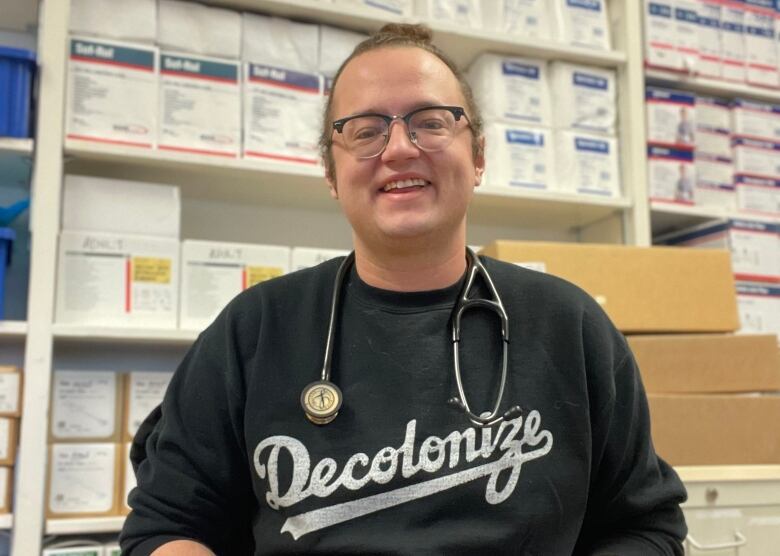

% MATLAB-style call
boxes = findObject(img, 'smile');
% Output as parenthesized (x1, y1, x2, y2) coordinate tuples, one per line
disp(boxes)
(382, 178, 430, 192)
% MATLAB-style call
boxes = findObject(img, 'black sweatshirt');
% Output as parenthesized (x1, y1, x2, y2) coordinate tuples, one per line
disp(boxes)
(120, 256, 687, 555)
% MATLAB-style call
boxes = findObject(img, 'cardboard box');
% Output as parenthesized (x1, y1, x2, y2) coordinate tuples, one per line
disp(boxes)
(649, 394, 780, 465)
(46, 443, 120, 518)
(480, 241, 739, 333)
(124, 371, 173, 441)
(627, 334, 780, 393)
(50, 370, 122, 443)
(0, 366, 22, 417)
(0, 417, 18, 466)
(0, 466, 11, 512)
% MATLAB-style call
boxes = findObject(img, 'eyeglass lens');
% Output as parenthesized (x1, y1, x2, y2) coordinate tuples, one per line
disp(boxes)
(341, 108, 460, 158)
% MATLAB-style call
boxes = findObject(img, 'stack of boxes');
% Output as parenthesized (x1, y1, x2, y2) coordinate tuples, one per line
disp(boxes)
(55, 176, 348, 332)
(470, 54, 620, 197)
(45, 370, 172, 522)
(479, 240, 780, 466)
(0, 366, 22, 515)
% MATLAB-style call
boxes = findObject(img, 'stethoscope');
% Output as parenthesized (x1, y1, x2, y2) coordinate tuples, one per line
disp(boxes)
(300, 248, 522, 428)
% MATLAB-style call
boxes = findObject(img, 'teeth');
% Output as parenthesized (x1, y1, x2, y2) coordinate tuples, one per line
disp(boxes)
(383, 178, 428, 192)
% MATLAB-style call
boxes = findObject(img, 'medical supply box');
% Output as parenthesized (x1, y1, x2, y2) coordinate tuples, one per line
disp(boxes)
(49, 370, 123, 443)
(123, 371, 173, 441)
(0, 365, 22, 417)
(479, 241, 739, 333)
(649, 394, 780, 465)
(628, 334, 780, 394)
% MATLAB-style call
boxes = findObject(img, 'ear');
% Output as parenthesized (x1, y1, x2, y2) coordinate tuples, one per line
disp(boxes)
(325, 170, 339, 200)
(474, 135, 485, 187)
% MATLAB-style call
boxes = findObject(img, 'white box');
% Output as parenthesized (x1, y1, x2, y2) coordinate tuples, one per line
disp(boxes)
(731, 99, 780, 141)
(414, 0, 482, 29)
(483, 0, 552, 39)
(180, 240, 291, 331)
(735, 175, 780, 216)
(50, 370, 120, 442)
(697, 96, 731, 134)
(660, 219, 780, 282)
(0, 368, 21, 417)
(333, 0, 413, 16)
(318, 26, 367, 77)
(241, 14, 319, 72)
(66, 37, 158, 149)
(553, 0, 611, 51)
(644, 0, 683, 70)
(674, 0, 700, 73)
(721, 2, 747, 82)
(695, 156, 735, 211)
(63, 175, 180, 239)
(47, 443, 118, 517)
(56, 231, 180, 328)
(467, 54, 551, 126)
(646, 87, 696, 148)
(0, 418, 17, 465)
(43, 547, 104, 556)
(243, 63, 322, 165)
(647, 145, 696, 204)
(554, 131, 620, 197)
(69, 0, 156, 43)
(157, 0, 241, 59)
(744, 0, 778, 88)
(483, 123, 554, 191)
(290, 247, 350, 272)
(733, 136, 780, 179)
(736, 282, 780, 339)
(697, 1, 722, 78)
(696, 130, 731, 159)
(124, 371, 173, 440)
(549, 62, 616, 134)
(158, 52, 241, 158)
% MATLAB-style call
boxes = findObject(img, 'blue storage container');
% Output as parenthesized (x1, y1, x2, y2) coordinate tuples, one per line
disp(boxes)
(0, 228, 15, 319)
(0, 46, 36, 138)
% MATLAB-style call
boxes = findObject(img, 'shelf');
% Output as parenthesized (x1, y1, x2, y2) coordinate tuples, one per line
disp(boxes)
(0, 138, 34, 188)
(53, 324, 199, 346)
(65, 141, 631, 232)
(0, 321, 27, 339)
(45, 516, 124, 535)
(676, 465, 780, 483)
(651, 201, 780, 238)
(206, 0, 626, 70)
(0, 513, 12, 529)
(646, 69, 780, 102)
(0, 138, 33, 156)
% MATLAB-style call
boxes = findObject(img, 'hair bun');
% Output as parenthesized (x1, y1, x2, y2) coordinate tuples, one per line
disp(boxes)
(375, 23, 434, 45)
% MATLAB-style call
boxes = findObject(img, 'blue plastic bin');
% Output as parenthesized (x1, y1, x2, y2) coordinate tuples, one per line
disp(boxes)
(0, 46, 36, 138)
(0, 228, 14, 319)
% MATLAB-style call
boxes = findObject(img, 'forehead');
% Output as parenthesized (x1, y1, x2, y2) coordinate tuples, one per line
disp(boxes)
(331, 46, 465, 116)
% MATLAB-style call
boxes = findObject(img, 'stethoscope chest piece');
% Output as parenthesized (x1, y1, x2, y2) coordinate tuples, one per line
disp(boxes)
(301, 380, 343, 425)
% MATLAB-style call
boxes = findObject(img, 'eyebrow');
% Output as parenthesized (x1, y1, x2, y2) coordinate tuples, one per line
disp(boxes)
(340, 100, 448, 119)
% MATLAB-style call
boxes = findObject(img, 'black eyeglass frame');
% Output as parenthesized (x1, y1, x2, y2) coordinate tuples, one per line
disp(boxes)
(331, 105, 473, 157)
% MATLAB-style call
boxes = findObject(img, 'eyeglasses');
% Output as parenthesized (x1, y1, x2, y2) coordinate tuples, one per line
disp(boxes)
(332, 105, 473, 159)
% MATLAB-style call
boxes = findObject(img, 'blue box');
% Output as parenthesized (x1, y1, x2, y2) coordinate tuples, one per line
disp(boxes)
(0, 46, 36, 138)
(0, 228, 15, 319)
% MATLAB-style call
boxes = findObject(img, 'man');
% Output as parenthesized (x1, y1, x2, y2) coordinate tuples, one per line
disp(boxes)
(121, 23, 687, 555)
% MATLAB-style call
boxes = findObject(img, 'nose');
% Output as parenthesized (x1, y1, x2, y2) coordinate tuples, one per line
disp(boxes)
(381, 119, 420, 162)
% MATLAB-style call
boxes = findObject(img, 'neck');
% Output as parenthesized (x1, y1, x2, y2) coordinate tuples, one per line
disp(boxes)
(353, 235, 468, 292)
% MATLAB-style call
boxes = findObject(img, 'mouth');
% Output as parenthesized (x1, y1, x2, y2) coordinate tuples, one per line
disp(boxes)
(381, 178, 431, 192)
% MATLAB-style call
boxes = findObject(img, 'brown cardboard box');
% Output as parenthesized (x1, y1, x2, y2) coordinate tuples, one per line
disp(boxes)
(648, 394, 780, 465)
(0, 366, 22, 417)
(480, 241, 739, 333)
(46, 443, 120, 518)
(49, 370, 123, 443)
(0, 417, 18, 466)
(628, 334, 780, 393)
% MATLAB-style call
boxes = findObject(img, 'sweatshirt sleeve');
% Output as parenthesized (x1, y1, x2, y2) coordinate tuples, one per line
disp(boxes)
(574, 315, 688, 555)
(119, 298, 257, 555)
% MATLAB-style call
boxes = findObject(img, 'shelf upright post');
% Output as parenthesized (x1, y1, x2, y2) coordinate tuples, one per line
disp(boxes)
(11, 0, 71, 554)
(610, 0, 651, 246)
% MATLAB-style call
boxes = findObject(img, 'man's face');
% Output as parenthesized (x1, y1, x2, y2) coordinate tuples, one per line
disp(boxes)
(327, 47, 484, 248)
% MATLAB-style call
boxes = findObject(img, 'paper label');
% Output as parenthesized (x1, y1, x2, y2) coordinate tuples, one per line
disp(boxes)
(49, 444, 116, 514)
(559, 0, 609, 50)
(732, 104, 780, 141)
(61, 251, 125, 315)
(737, 285, 780, 336)
(128, 372, 173, 438)
(159, 54, 240, 156)
(246, 266, 285, 287)
(243, 63, 321, 164)
(66, 38, 157, 147)
(500, 61, 547, 124)
(648, 154, 696, 203)
(0, 373, 20, 414)
(645, 1, 682, 69)
(734, 143, 780, 180)
(566, 136, 619, 196)
(736, 180, 780, 214)
(51, 371, 116, 439)
(183, 261, 243, 324)
(503, 129, 550, 189)
(646, 90, 696, 147)
(566, 70, 615, 133)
